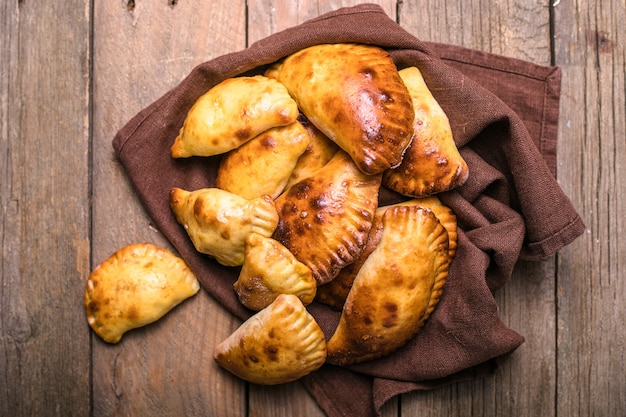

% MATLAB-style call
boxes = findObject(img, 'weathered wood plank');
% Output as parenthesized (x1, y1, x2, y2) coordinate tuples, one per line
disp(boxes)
(399, 1, 557, 416)
(0, 0, 91, 416)
(553, 0, 626, 415)
(91, 2, 247, 416)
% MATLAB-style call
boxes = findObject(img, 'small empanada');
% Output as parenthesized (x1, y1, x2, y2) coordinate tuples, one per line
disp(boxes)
(84, 243, 200, 344)
(284, 116, 340, 189)
(216, 121, 310, 200)
(377, 195, 458, 261)
(213, 294, 327, 385)
(171, 75, 299, 158)
(170, 187, 279, 266)
(383, 66, 469, 197)
(273, 150, 381, 284)
(266, 43, 414, 175)
(234, 233, 316, 311)
(326, 205, 449, 365)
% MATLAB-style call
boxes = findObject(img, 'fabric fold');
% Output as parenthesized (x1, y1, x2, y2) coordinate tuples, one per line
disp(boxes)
(111, 4, 585, 417)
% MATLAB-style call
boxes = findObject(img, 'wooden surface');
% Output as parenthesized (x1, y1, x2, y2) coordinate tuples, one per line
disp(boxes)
(1, 1, 624, 416)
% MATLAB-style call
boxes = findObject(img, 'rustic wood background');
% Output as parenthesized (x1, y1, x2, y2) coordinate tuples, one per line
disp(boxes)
(1, 0, 624, 416)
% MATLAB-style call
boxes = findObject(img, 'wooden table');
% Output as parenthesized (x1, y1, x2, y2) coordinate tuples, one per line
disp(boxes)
(2, 1, 624, 416)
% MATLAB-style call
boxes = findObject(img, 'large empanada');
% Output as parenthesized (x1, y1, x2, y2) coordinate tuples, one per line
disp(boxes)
(378, 195, 458, 261)
(84, 243, 200, 344)
(273, 150, 381, 284)
(284, 116, 340, 189)
(216, 121, 311, 199)
(266, 43, 414, 175)
(234, 233, 316, 311)
(170, 187, 279, 266)
(213, 294, 327, 385)
(383, 66, 469, 197)
(326, 205, 449, 365)
(171, 75, 299, 158)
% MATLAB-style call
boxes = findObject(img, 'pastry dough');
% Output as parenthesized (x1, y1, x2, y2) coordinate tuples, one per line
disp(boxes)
(216, 121, 311, 199)
(171, 75, 299, 158)
(378, 196, 458, 261)
(273, 150, 381, 284)
(84, 243, 200, 344)
(326, 205, 449, 365)
(383, 66, 469, 197)
(266, 43, 414, 175)
(170, 187, 279, 266)
(213, 294, 327, 385)
(234, 233, 316, 311)
(284, 116, 340, 189)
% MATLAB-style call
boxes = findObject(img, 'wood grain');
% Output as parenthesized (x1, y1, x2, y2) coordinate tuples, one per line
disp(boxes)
(91, 2, 247, 416)
(0, 0, 91, 416)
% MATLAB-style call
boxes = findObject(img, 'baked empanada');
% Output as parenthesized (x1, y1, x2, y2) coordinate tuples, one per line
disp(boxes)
(234, 233, 316, 311)
(266, 43, 414, 175)
(273, 150, 381, 284)
(378, 195, 458, 261)
(216, 121, 311, 199)
(326, 206, 449, 365)
(284, 116, 340, 189)
(84, 243, 200, 344)
(170, 187, 279, 266)
(383, 66, 469, 197)
(213, 294, 327, 385)
(171, 75, 299, 158)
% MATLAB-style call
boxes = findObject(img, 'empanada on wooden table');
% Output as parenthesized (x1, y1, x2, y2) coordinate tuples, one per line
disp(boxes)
(266, 43, 414, 175)
(383, 66, 469, 197)
(273, 150, 381, 284)
(169, 187, 279, 267)
(234, 233, 316, 311)
(171, 75, 299, 158)
(326, 205, 450, 366)
(214, 294, 327, 385)
(84, 243, 200, 344)
(216, 121, 310, 200)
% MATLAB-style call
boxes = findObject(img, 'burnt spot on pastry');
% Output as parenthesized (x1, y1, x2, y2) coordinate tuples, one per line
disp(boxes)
(235, 127, 252, 141)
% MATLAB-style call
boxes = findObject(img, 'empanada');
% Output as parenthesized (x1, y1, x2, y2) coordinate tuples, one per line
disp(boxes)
(284, 116, 340, 189)
(216, 121, 311, 199)
(378, 196, 458, 261)
(213, 294, 327, 385)
(266, 43, 414, 175)
(171, 75, 299, 158)
(326, 205, 449, 365)
(84, 243, 200, 344)
(383, 66, 469, 197)
(234, 233, 316, 311)
(273, 150, 381, 284)
(170, 187, 279, 266)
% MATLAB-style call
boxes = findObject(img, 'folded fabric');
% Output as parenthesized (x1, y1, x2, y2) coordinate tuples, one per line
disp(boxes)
(112, 4, 585, 417)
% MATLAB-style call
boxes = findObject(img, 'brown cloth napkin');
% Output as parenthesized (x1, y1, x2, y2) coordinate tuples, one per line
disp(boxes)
(112, 4, 585, 417)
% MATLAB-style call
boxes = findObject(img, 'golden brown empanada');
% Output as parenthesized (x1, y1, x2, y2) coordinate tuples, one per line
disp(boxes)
(266, 43, 414, 175)
(213, 294, 327, 385)
(84, 243, 200, 344)
(326, 205, 449, 365)
(383, 66, 469, 197)
(378, 195, 458, 261)
(273, 150, 381, 284)
(234, 233, 316, 311)
(284, 116, 340, 189)
(171, 75, 299, 158)
(215, 121, 310, 200)
(170, 187, 279, 266)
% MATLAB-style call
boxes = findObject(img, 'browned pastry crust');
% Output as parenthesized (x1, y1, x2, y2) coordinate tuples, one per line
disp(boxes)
(326, 205, 449, 365)
(383, 66, 469, 197)
(266, 43, 414, 175)
(213, 294, 327, 385)
(273, 150, 381, 284)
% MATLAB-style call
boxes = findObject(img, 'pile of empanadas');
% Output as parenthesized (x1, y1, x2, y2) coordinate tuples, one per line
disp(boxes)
(84, 43, 468, 383)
